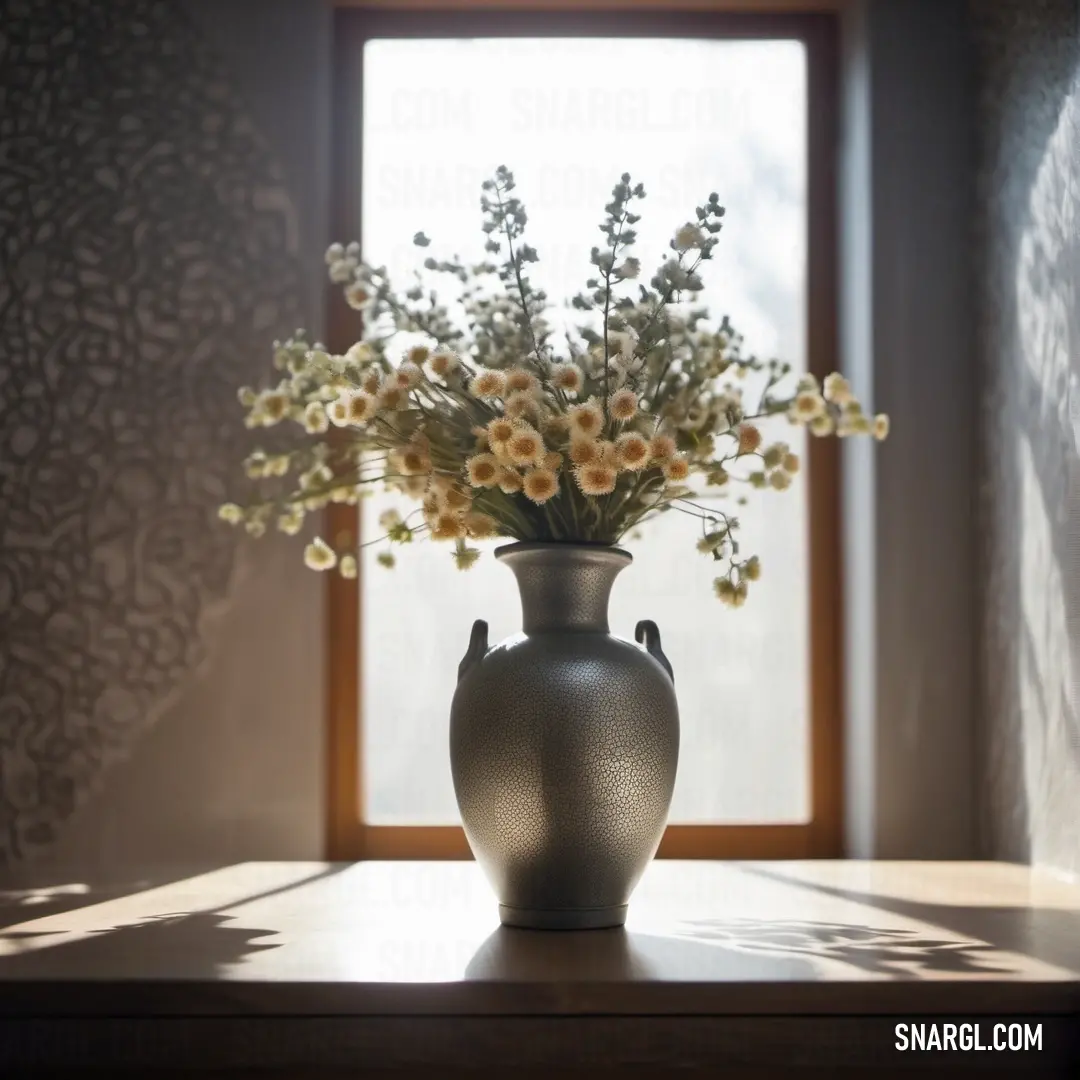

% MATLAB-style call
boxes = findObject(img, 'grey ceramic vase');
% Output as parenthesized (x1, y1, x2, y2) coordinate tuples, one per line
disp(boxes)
(450, 541, 679, 930)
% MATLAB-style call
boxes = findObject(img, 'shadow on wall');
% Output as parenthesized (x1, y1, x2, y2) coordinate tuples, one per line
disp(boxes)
(1012, 17, 1080, 863)
(972, 0, 1080, 875)
(0, 0, 307, 863)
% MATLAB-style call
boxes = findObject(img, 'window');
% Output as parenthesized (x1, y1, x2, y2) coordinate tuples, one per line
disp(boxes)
(326, 7, 841, 860)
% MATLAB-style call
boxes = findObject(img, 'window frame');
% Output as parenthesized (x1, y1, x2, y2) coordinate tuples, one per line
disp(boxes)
(325, 3, 843, 860)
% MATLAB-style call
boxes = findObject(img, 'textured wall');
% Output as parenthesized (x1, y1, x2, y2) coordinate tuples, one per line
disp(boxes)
(0, 0, 326, 869)
(972, 0, 1080, 875)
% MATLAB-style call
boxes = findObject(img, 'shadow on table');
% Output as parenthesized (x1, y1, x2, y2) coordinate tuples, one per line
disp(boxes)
(0, 910, 279, 979)
(465, 923, 820, 983)
(674, 916, 1014, 977)
(0, 871, 198, 932)
(0, 864, 346, 979)
(463, 911, 1018, 984)
(741, 864, 1080, 977)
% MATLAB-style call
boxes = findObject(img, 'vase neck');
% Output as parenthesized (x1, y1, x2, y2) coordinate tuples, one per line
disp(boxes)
(496, 543, 631, 633)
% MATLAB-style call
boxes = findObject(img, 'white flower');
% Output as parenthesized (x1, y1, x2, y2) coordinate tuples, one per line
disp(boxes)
(394, 362, 423, 389)
(244, 451, 268, 479)
(346, 341, 376, 365)
(823, 373, 853, 405)
(789, 391, 826, 423)
(574, 462, 617, 495)
(303, 401, 330, 433)
(265, 454, 290, 477)
(328, 257, 358, 284)
(612, 353, 644, 379)
(608, 388, 638, 421)
(607, 327, 638, 361)
(303, 350, 333, 379)
(762, 442, 789, 469)
(344, 281, 374, 311)
(277, 508, 305, 535)
(522, 467, 559, 504)
(303, 537, 337, 571)
(466, 453, 500, 488)
(452, 543, 481, 571)
(300, 463, 333, 491)
(255, 388, 289, 426)
(662, 455, 691, 483)
(551, 363, 584, 394)
(673, 223, 705, 252)
(326, 395, 349, 426)
(224, 180, 890, 610)
(659, 257, 695, 289)
(470, 369, 506, 398)
(714, 577, 735, 603)
(615, 432, 650, 471)
(428, 348, 459, 377)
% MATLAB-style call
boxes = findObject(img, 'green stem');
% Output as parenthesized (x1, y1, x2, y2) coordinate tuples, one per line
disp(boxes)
(493, 179, 544, 367)
(601, 209, 630, 423)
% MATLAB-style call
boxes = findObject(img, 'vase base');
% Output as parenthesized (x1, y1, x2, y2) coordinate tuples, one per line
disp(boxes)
(498, 903, 628, 930)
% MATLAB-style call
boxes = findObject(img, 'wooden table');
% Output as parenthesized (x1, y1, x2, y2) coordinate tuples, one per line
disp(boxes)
(1, 860, 1078, 1075)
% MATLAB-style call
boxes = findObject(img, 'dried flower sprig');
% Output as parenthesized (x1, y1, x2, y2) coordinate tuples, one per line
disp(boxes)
(221, 168, 887, 604)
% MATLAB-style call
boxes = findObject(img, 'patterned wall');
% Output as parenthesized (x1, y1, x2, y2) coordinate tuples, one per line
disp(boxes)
(0, 0, 306, 861)
(972, 0, 1080, 874)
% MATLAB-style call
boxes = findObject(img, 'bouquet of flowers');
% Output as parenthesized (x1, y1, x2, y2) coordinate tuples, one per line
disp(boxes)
(220, 166, 886, 606)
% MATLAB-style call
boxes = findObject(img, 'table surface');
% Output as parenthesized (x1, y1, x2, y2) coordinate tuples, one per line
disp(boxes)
(2, 859, 1079, 1017)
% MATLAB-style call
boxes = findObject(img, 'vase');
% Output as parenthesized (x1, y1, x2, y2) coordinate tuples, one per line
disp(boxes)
(450, 541, 680, 930)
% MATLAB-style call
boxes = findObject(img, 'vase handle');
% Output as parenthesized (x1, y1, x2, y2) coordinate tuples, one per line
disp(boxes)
(458, 619, 489, 682)
(635, 620, 674, 683)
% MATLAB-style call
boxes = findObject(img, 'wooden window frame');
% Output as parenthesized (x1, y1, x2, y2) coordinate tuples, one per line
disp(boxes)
(325, 3, 842, 860)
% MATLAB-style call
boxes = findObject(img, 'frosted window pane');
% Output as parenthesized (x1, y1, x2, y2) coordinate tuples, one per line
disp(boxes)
(360, 37, 808, 825)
